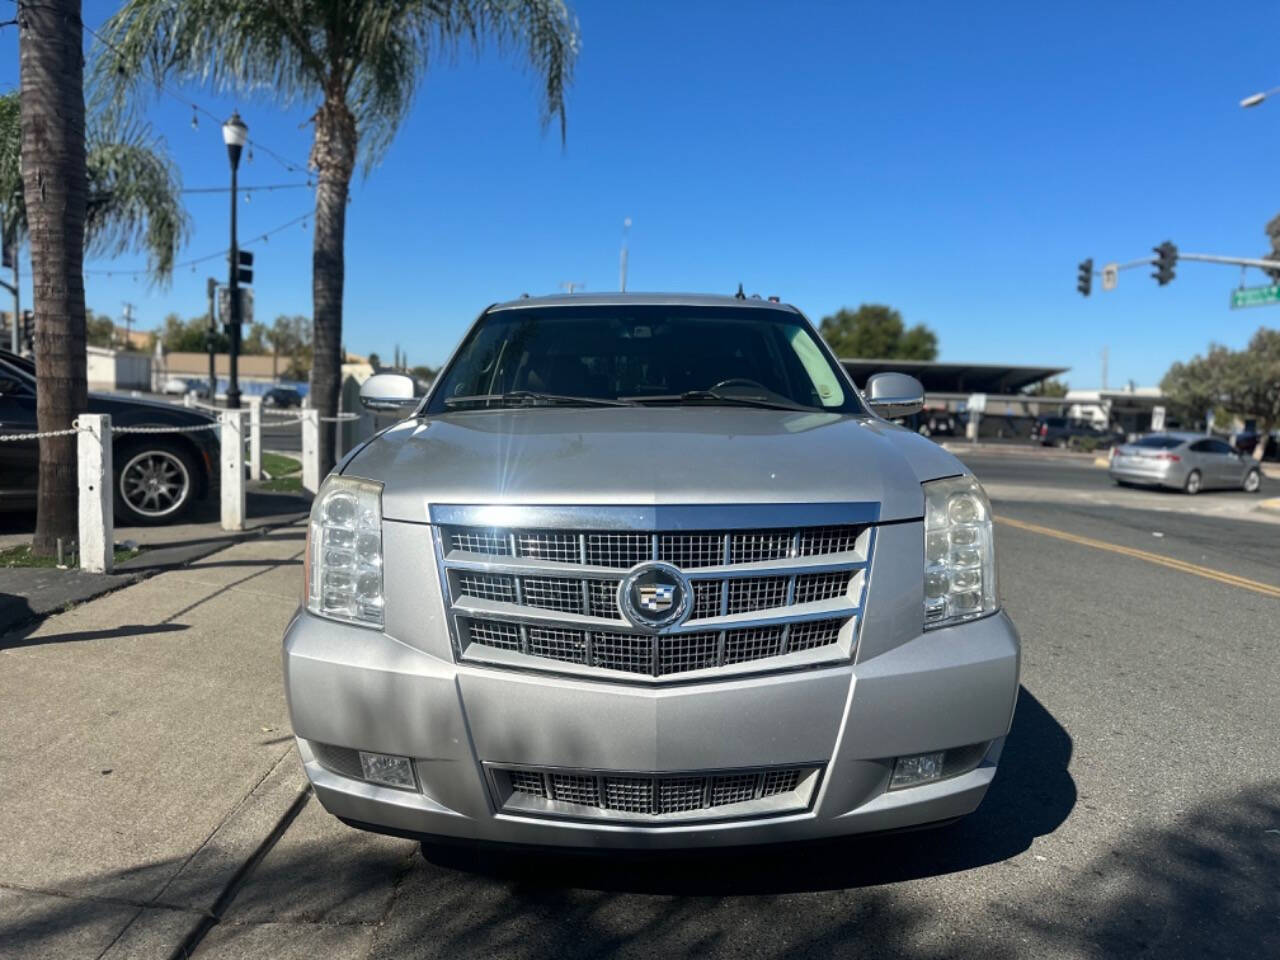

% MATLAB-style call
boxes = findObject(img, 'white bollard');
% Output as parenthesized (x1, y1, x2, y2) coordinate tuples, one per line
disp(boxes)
(183, 391, 195, 408)
(221, 409, 246, 531)
(248, 396, 262, 481)
(301, 408, 320, 494)
(77, 414, 114, 573)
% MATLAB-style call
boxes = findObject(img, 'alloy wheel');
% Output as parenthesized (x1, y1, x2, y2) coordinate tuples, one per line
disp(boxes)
(119, 450, 191, 518)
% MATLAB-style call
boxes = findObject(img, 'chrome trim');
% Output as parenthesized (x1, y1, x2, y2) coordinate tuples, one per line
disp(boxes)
(441, 552, 867, 579)
(452, 596, 854, 633)
(428, 502, 881, 531)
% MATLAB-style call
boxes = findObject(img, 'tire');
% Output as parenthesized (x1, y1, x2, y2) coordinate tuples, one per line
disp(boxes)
(114, 440, 200, 526)
(1243, 468, 1262, 494)
(1183, 469, 1202, 496)
(917, 425, 931, 437)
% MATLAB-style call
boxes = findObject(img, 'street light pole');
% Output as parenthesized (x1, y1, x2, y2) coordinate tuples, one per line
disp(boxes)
(222, 111, 248, 409)
(619, 217, 631, 292)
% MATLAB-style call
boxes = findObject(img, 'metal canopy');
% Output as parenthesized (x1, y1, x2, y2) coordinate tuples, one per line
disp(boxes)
(839, 359, 1068, 395)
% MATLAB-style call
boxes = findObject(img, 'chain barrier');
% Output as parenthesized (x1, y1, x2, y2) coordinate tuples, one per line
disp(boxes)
(112, 423, 223, 434)
(0, 425, 86, 442)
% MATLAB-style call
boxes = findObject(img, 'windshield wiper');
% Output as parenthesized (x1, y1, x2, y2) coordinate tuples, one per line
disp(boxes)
(625, 390, 808, 411)
(443, 390, 638, 409)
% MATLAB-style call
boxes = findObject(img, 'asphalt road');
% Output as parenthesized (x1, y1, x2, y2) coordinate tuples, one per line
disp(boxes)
(192, 453, 1280, 960)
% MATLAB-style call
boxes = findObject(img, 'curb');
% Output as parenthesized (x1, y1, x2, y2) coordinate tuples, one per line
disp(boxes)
(0, 511, 308, 640)
(100, 749, 311, 960)
(1259, 498, 1280, 515)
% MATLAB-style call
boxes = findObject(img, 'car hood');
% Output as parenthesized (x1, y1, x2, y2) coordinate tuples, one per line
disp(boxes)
(344, 408, 966, 524)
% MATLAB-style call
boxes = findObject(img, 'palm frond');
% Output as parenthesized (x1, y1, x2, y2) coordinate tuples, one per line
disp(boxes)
(85, 114, 191, 282)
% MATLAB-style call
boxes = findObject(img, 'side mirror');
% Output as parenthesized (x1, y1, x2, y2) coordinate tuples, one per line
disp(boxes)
(864, 372, 925, 419)
(359, 373, 418, 412)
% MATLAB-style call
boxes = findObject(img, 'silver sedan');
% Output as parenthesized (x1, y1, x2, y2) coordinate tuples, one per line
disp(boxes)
(1109, 433, 1263, 494)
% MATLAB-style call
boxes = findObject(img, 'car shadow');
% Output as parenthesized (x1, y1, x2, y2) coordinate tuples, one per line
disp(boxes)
(422, 685, 1074, 895)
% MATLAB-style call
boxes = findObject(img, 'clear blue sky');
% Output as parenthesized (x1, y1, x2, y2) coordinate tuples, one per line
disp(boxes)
(3, 0, 1280, 387)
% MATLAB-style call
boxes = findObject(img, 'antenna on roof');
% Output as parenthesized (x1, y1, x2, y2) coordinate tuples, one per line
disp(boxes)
(734, 283, 746, 300)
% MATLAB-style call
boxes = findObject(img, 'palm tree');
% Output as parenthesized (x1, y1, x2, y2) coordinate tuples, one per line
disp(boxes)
(18, 0, 89, 556)
(2, 92, 190, 277)
(4, 76, 189, 556)
(94, 0, 580, 476)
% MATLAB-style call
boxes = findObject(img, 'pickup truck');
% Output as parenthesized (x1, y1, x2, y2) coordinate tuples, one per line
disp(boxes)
(283, 293, 1021, 851)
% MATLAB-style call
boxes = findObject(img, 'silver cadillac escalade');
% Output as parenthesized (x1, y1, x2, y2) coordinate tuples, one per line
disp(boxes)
(284, 293, 1020, 850)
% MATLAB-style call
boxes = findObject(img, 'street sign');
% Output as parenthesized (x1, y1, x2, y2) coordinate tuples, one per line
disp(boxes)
(1229, 284, 1280, 309)
(217, 286, 254, 326)
(1102, 263, 1118, 291)
(1151, 405, 1166, 432)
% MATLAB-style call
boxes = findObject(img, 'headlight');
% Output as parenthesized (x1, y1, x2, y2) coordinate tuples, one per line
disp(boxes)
(305, 475, 384, 628)
(922, 475, 997, 628)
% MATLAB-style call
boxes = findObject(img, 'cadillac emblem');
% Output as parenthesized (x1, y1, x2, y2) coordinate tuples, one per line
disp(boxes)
(619, 561, 691, 630)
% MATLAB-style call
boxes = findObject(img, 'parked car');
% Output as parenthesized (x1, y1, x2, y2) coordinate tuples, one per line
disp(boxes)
(284, 292, 1021, 853)
(262, 386, 303, 408)
(1031, 415, 1114, 448)
(161, 376, 192, 395)
(904, 408, 957, 437)
(0, 350, 218, 524)
(1109, 432, 1262, 494)
(1230, 430, 1279, 462)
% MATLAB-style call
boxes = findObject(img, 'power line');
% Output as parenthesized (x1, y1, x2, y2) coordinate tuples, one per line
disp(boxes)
(79, 18, 311, 175)
(180, 181, 312, 195)
(84, 210, 312, 277)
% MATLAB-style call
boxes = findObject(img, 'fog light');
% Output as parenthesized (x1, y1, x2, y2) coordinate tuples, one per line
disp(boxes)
(890, 751, 945, 790)
(358, 751, 417, 790)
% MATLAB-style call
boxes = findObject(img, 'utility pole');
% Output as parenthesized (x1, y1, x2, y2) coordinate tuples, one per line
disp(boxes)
(619, 217, 632, 292)
(120, 301, 136, 348)
(1101, 346, 1108, 391)
(560, 281, 586, 294)
(222, 111, 248, 409)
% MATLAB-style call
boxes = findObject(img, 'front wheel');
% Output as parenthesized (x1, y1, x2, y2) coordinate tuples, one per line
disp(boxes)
(1243, 468, 1262, 494)
(114, 441, 199, 525)
(1183, 469, 1202, 495)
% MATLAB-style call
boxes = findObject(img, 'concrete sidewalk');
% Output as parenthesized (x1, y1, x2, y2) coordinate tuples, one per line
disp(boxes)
(0, 524, 307, 959)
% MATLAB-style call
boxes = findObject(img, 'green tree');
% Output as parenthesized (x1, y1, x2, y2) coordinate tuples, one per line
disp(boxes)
(161, 312, 228, 353)
(267, 314, 311, 379)
(1160, 329, 1280, 455)
(1028, 378, 1069, 398)
(818, 304, 938, 360)
(241, 321, 269, 355)
(86, 311, 117, 349)
(367, 352, 382, 371)
(410, 364, 437, 383)
(96, 0, 580, 475)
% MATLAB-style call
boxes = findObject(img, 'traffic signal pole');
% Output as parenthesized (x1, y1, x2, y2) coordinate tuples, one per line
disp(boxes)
(1081, 250, 1280, 284)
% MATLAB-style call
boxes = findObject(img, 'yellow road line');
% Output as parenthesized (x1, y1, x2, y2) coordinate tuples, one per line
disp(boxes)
(995, 515, 1280, 599)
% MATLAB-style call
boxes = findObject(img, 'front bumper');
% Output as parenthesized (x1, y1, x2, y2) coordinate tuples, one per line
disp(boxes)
(284, 608, 1021, 849)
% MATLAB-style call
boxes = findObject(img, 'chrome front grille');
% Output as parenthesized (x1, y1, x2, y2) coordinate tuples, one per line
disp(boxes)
(491, 763, 821, 822)
(437, 508, 874, 682)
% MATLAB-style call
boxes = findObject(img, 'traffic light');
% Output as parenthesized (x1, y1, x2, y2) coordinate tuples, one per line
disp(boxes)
(1076, 258, 1093, 297)
(236, 250, 253, 284)
(1152, 241, 1177, 286)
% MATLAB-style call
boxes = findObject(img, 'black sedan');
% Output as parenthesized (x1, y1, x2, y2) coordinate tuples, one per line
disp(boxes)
(0, 350, 219, 525)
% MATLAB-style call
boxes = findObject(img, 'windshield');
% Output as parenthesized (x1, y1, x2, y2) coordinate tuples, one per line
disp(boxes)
(426, 305, 863, 414)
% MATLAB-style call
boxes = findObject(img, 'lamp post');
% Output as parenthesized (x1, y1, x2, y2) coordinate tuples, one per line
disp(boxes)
(222, 111, 248, 409)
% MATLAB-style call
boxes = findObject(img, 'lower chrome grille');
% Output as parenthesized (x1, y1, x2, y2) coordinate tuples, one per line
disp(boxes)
(492, 763, 821, 822)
